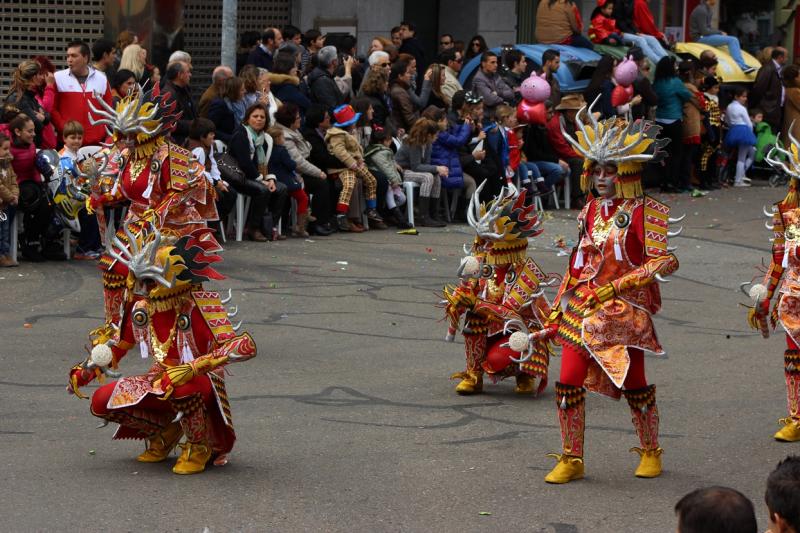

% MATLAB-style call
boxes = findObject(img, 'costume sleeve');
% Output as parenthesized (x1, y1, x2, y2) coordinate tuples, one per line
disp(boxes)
(762, 209, 786, 303)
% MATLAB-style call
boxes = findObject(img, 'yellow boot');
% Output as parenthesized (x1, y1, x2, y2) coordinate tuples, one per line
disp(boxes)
(774, 418, 800, 442)
(544, 454, 584, 484)
(452, 370, 483, 395)
(137, 423, 183, 463)
(514, 373, 535, 395)
(631, 447, 663, 478)
(172, 441, 212, 475)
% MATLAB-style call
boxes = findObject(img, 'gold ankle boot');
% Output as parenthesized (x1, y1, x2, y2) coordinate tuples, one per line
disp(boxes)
(774, 418, 800, 442)
(631, 447, 663, 478)
(544, 453, 584, 484)
(514, 373, 535, 394)
(172, 441, 212, 475)
(452, 370, 483, 394)
(137, 423, 183, 463)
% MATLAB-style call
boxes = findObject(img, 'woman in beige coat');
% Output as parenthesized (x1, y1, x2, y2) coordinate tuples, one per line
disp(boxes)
(535, 0, 594, 49)
(782, 65, 800, 145)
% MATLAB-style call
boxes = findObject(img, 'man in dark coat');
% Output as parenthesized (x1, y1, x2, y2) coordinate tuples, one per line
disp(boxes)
(751, 47, 787, 134)
(160, 60, 197, 146)
(246, 28, 283, 71)
(307, 46, 345, 111)
(399, 21, 427, 76)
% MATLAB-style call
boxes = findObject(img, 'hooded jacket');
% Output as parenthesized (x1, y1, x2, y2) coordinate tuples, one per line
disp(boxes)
(324, 126, 363, 172)
(431, 120, 473, 188)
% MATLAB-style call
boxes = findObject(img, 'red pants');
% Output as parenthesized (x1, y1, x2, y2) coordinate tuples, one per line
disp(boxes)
(559, 344, 648, 390)
(289, 188, 309, 215)
(90, 374, 214, 417)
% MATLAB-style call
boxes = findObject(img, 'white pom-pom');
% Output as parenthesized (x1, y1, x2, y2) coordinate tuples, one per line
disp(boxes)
(90, 344, 113, 367)
(509, 331, 529, 352)
(461, 256, 480, 276)
(749, 283, 768, 303)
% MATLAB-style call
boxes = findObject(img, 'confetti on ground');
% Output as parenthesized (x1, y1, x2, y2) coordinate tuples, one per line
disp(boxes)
(336, 261, 348, 265)
(88, 450, 95, 455)
(479, 512, 491, 516)
(23, 323, 32, 328)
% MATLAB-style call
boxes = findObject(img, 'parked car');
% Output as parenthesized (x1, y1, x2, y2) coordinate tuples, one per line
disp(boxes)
(674, 42, 760, 83)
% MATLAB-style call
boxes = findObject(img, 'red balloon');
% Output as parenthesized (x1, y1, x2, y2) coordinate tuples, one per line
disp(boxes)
(517, 100, 547, 125)
(611, 85, 634, 107)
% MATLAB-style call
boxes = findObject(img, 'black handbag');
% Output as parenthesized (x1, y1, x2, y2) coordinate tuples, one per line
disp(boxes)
(216, 152, 246, 188)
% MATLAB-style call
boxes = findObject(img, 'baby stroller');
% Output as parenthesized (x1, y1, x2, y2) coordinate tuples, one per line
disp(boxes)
(717, 131, 786, 187)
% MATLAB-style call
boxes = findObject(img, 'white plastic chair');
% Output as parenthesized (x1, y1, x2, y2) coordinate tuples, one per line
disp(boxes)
(403, 181, 419, 227)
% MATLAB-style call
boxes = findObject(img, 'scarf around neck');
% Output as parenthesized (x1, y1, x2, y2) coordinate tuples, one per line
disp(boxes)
(245, 124, 267, 166)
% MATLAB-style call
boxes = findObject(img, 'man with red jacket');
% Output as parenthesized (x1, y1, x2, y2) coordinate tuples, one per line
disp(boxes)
(51, 40, 113, 146)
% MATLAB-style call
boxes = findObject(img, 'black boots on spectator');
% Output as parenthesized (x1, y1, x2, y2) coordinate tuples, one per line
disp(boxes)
(388, 207, 413, 229)
(417, 197, 446, 228)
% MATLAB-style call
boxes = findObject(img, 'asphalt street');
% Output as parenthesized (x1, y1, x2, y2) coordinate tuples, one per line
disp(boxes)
(0, 185, 795, 532)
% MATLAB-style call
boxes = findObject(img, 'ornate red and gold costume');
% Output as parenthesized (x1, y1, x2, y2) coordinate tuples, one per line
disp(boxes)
(515, 101, 680, 484)
(68, 225, 256, 474)
(443, 187, 553, 395)
(745, 137, 800, 443)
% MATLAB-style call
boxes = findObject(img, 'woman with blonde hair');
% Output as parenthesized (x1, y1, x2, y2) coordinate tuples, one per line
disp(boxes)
(394, 117, 447, 226)
(4, 60, 53, 147)
(119, 43, 152, 87)
(427, 64, 450, 109)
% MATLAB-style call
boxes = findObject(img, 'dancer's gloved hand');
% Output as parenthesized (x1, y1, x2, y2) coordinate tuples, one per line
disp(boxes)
(579, 283, 616, 316)
(67, 363, 95, 399)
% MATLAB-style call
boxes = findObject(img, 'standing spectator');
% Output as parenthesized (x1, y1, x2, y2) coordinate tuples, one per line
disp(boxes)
(186, 118, 237, 235)
(168, 50, 192, 67)
(369, 37, 393, 57)
(199, 66, 233, 117)
(752, 48, 787, 134)
(502, 49, 527, 104)
(31, 56, 58, 149)
(612, 0, 669, 64)
(274, 103, 334, 236)
(113, 30, 137, 72)
(110, 69, 136, 104)
(472, 52, 515, 120)
(228, 103, 287, 241)
(583, 55, 618, 119)
(629, 47, 658, 119)
(160, 61, 195, 146)
(679, 61, 706, 194)
(51, 40, 113, 146)
(6, 60, 52, 148)
(0, 132, 19, 267)
(699, 75, 722, 189)
(358, 68, 392, 128)
(301, 104, 342, 234)
(91, 38, 116, 75)
(439, 34, 455, 54)
(724, 87, 757, 187)
(440, 49, 464, 102)
(395, 117, 447, 227)
(465, 35, 489, 62)
(541, 49, 562, 107)
(765, 456, 800, 533)
(782, 65, 800, 145)
(270, 55, 311, 117)
(207, 77, 245, 144)
(240, 65, 264, 110)
(302, 29, 325, 74)
(247, 28, 282, 71)
(653, 56, 693, 192)
(283, 25, 303, 47)
(456, 91, 501, 202)
(119, 44, 152, 88)
(308, 46, 346, 111)
(675, 487, 757, 533)
(535, 0, 593, 49)
(399, 21, 427, 74)
(237, 31, 260, 73)
(335, 35, 365, 95)
(698, 50, 719, 77)
(391, 27, 403, 48)
(366, 50, 391, 81)
(689, 0, 754, 73)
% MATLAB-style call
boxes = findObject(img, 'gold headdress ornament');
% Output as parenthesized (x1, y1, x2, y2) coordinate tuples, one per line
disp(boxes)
(765, 123, 800, 209)
(561, 95, 669, 199)
(467, 182, 543, 264)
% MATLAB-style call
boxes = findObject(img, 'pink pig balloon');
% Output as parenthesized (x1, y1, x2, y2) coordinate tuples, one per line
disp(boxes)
(614, 56, 638, 87)
(520, 71, 551, 104)
(516, 99, 547, 125)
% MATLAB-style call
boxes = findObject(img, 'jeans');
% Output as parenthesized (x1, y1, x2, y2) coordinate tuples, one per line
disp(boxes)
(534, 161, 566, 188)
(697, 34, 750, 70)
(622, 33, 668, 64)
(565, 33, 594, 50)
(0, 205, 15, 255)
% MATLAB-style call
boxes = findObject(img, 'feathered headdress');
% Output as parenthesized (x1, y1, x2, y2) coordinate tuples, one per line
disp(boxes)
(766, 124, 800, 209)
(467, 183, 543, 264)
(88, 83, 181, 145)
(561, 96, 669, 198)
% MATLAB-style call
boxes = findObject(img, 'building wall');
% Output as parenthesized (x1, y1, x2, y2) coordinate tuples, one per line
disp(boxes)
(477, 0, 517, 47)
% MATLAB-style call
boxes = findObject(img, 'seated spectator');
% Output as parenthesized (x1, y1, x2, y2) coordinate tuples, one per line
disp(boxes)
(227, 103, 287, 242)
(547, 95, 587, 207)
(186, 118, 237, 236)
(430, 102, 476, 202)
(783, 65, 800, 145)
(266, 126, 310, 238)
(364, 126, 412, 228)
(611, 0, 668, 64)
(274, 103, 333, 236)
(501, 49, 527, 105)
(765, 456, 800, 533)
(427, 64, 450, 110)
(256, 68, 281, 126)
(440, 49, 464, 103)
(301, 104, 343, 234)
(472, 52, 515, 120)
(390, 60, 424, 132)
(398, 54, 433, 113)
(325, 104, 387, 231)
(199, 66, 233, 117)
(590, 0, 625, 46)
(465, 35, 488, 62)
(10, 113, 62, 261)
(6, 60, 53, 148)
(239, 65, 264, 110)
(689, 0, 754, 73)
(208, 76, 245, 143)
(675, 486, 757, 533)
(270, 54, 311, 117)
(358, 68, 392, 128)
(632, 0, 669, 48)
(308, 46, 346, 111)
(110, 69, 137, 104)
(0, 132, 19, 267)
(395, 117, 448, 227)
(535, 0, 593, 49)
(351, 97, 375, 149)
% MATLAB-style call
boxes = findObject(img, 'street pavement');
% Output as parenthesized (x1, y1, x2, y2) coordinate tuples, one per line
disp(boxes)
(0, 185, 795, 532)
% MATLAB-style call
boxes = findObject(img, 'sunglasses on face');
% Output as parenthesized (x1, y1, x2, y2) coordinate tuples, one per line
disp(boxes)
(378, 62, 390, 68)
(472, 42, 481, 47)
(441, 41, 451, 45)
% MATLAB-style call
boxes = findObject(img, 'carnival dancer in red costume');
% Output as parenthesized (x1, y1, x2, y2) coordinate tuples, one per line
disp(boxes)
(744, 133, 800, 443)
(443, 185, 554, 395)
(81, 84, 217, 344)
(68, 223, 256, 474)
(510, 98, 681, 483)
